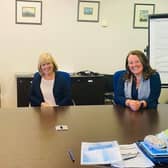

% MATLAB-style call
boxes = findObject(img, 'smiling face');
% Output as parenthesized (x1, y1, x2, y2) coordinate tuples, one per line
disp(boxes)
(38, 53, 58, 76)
(127, 54, 143, 76)
(40, 62, 54, 76)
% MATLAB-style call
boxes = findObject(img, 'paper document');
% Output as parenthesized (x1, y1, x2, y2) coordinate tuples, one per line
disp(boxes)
(80, 141, 122, 165)
(111, 143, 154, 168)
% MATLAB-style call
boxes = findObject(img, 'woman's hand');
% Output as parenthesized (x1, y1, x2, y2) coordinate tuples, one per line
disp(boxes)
(126, 99, 142, 111)
(41, 102, 51, 107)
(140, 100, 147, 108)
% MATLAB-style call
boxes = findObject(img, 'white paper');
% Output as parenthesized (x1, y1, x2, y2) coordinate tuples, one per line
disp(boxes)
(111, 143, 155, 168)
(80, 141, 122, 165)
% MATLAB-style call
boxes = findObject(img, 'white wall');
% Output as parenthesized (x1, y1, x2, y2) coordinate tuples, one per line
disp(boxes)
(0, 0, 168, 107)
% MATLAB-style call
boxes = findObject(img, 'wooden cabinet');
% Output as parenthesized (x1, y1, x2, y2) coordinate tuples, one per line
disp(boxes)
(71, 76, 105, 105)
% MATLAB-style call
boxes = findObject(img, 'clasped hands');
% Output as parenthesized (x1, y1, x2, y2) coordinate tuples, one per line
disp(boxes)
(41, 102, 58, 107)
(125, 99, 147, 111)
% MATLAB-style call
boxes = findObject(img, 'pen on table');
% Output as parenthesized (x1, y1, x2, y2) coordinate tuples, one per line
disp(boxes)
(123, 155, 137, 160)
(123, 152, 139, 160)
(68, 150, 75, 162)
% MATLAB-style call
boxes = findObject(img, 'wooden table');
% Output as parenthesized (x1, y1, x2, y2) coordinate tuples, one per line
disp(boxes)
(0, 104, 167, 168)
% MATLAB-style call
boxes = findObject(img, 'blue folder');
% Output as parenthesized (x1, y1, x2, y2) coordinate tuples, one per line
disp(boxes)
(137, 141, 168, 165)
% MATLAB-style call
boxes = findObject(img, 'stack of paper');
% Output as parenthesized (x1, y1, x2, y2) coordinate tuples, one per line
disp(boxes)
(80, 142, 154, 168)
(116, 143, 155, 168)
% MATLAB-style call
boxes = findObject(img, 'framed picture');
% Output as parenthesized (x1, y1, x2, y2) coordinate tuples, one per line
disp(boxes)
(77, 1, 100, 22)
(16, 0, 42, 25)
(133, 3, 155, 29)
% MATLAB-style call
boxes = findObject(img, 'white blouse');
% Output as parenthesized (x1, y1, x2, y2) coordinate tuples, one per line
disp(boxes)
(40, 78, 56, 106)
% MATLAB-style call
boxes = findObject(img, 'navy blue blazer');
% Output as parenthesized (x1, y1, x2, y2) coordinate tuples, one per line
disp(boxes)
(115, 72, 161, 109)
(30, 71, 72, 106)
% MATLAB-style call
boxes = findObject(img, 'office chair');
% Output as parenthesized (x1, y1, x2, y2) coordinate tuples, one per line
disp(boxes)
(71, 75, 105, 105)
(113, 70, 126, 104)
(103, 74, 114, 104)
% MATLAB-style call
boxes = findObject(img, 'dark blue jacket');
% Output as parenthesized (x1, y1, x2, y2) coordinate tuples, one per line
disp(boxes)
(30, 71, 72, 106)
(115, 72, 161, 109)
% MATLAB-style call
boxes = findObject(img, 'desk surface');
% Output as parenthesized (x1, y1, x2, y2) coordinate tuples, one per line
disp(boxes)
(0, 104, 167, 168)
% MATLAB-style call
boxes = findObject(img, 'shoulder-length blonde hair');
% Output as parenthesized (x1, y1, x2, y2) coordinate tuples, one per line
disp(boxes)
(38, 52, 58, 75)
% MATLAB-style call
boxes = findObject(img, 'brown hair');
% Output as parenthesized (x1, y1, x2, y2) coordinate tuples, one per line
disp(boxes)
(38, 52, 58, 75)
(125, 50, 156, 80)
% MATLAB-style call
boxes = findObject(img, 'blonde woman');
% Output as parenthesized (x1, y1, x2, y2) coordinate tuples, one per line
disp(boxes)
(30, 52, 72, 107)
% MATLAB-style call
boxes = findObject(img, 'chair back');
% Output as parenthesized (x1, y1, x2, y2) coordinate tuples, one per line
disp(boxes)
(113, 70, 126, 104)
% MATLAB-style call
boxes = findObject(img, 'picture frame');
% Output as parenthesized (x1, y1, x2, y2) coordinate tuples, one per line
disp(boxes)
(133, 3, 155, 29)
(16, 0, 42, 25)
(77, 1, 100, 22)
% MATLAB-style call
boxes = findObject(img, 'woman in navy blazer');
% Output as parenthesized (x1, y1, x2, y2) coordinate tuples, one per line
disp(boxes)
(115, 50, 161, 111)
(30, 52, 72, 107)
